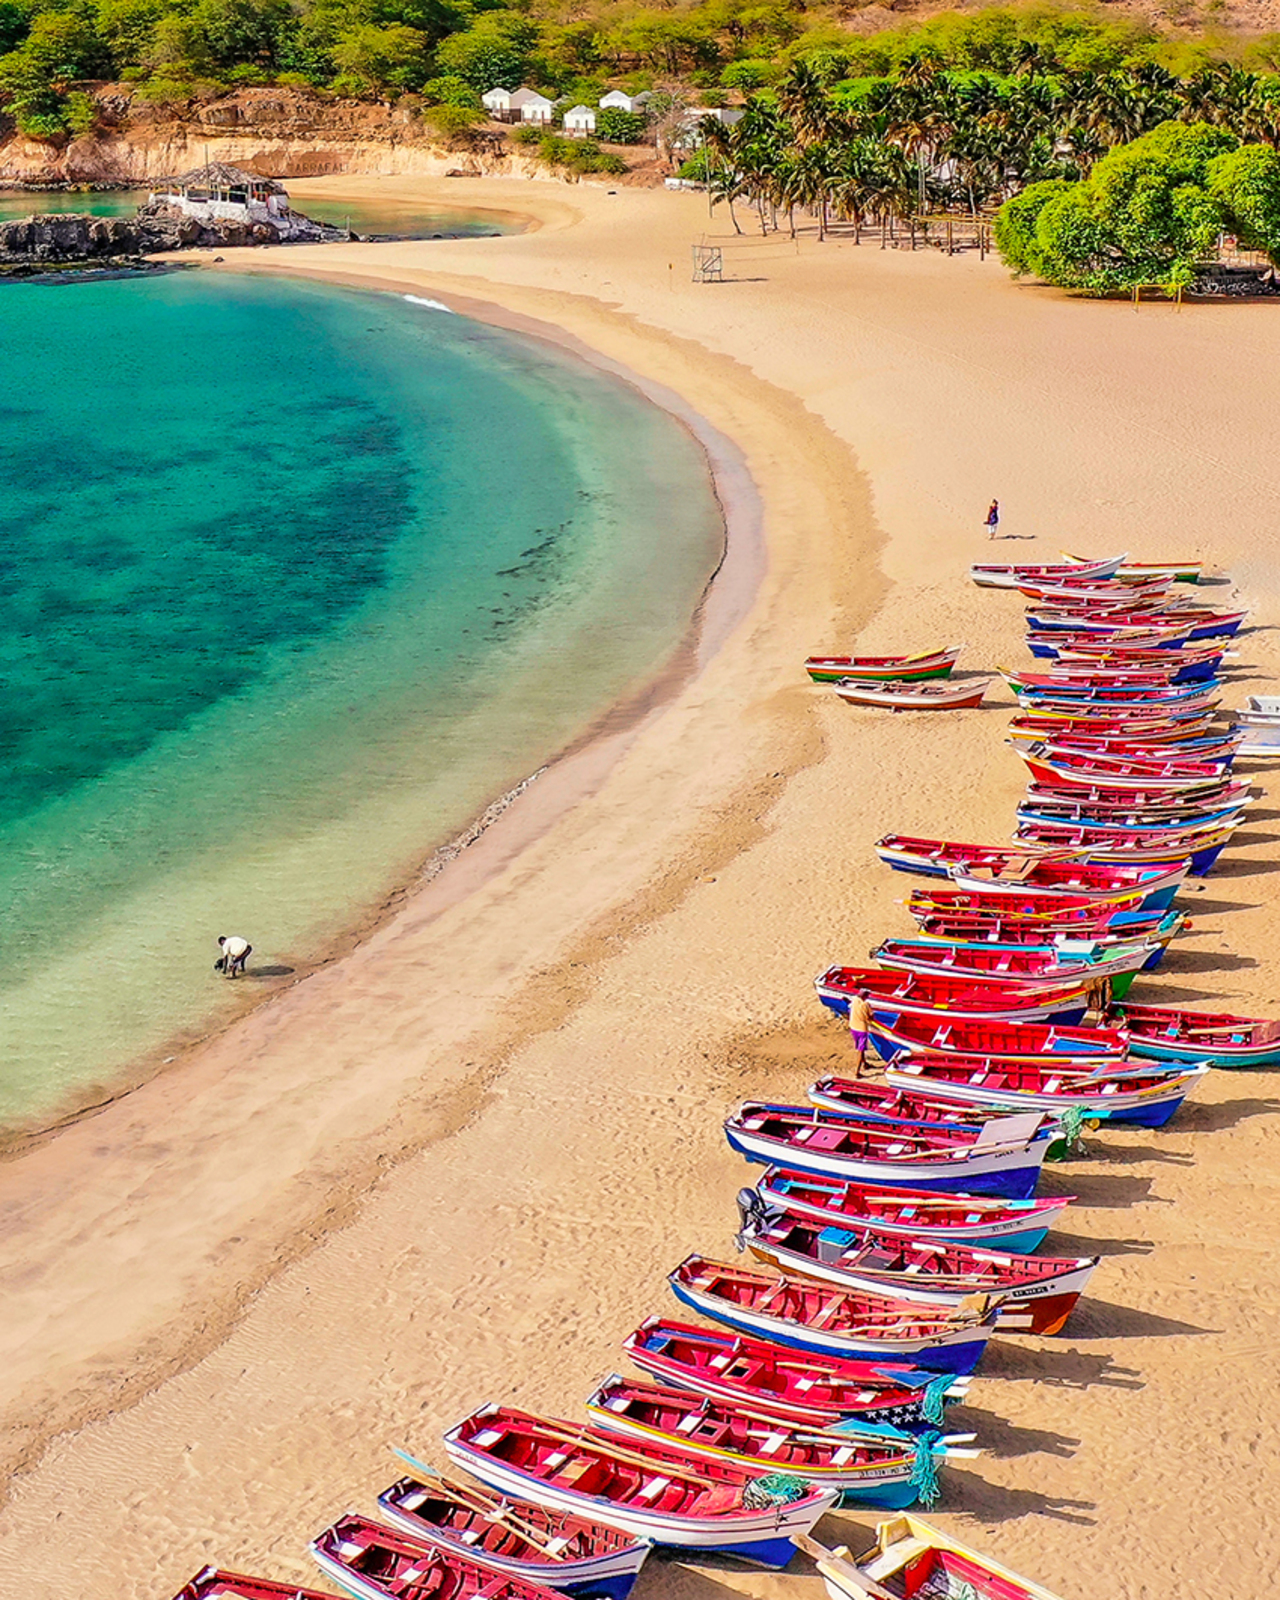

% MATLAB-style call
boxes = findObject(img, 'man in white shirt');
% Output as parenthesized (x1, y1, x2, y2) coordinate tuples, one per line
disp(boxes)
(216, 934, 252, 977)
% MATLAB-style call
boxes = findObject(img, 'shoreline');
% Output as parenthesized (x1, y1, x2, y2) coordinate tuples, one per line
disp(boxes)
(0, 266, 763, 1157)
(8, 176, 1280, 1600)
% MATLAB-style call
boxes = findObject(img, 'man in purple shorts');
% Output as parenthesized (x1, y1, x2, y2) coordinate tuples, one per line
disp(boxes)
(848, 988, 873, 1076)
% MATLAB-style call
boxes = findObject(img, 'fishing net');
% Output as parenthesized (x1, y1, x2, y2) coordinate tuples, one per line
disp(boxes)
(743, 1472, 811, 1508)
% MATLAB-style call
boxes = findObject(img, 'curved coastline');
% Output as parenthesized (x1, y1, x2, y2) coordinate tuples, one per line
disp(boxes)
(0, 272, 760, 1154)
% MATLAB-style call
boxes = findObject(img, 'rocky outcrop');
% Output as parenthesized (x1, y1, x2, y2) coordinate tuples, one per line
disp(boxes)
(0, 202, 348, 265)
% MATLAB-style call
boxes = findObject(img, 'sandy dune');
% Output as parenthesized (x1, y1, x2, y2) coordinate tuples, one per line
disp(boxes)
(2, 177, 1280, 1599)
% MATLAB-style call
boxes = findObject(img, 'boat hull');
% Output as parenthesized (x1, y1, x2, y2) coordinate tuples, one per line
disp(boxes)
(725, 1120, 1048, 1199)
(668, 1277, 994, 1374)
(885, 1062, 1207, 1128)
(442, 1438, 837, 1568)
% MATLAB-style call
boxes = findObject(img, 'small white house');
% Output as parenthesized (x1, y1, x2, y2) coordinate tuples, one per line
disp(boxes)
(149, 163, 291, 227)
(510, 87, 555, 125)
(482, 86, 513, 118)
(563, 105, 596, 137)
(599, 89, 650, 114)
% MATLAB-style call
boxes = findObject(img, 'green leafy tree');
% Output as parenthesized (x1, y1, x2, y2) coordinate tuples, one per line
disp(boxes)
(595, 105, 645, 143)
(1207, 142, 1280, 260)
(193, 0, 293, 69)
(331, 22, 429, 92)
(434, 25, 525, 90)
(0, 13, 106, 138)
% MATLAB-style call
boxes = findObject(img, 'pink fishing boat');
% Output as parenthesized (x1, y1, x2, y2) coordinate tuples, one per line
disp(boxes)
(943, 856, 1189, 908)
(1021, 779, 1250, 818)
(871, 936, 1155, 992)
(804, 645, 962, 684)
(738, 1210, 1097, 1336)
(754, 1169, 1072, 1253)
(1019, 745, 1232, 792)
(863, 1011, 1128, 1066)
(969, 555, 1125, 589)
(813, 962, 1090, 1022)
(172, 1573, 335, 1600)
(622, 1317, 971, 1429)
(311, 1517, 567, 1600)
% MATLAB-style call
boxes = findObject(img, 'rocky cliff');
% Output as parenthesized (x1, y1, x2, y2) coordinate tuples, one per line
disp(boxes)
(0, 85, 560, 187)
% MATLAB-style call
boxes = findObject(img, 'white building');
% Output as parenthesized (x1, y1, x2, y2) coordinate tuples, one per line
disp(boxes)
(510, 88, 554, 125)
(482, 86, 513, 118)
(563, 105, 596, 136)
(599, 89, 650, 113)
(149, 163, 291, 228)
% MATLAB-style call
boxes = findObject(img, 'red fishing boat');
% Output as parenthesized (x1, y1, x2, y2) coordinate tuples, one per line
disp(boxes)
(583, 1375, 972, 1505)
(311, 1517, 567, 1600)
(738, 1210, 1097, 1336)
(668, 1255, 1009, 1372)
(442, 1403, 838, 1567)
(833, 679, 993, 711)
(1019, 745, 1232, 791)
(804, 1515, 1069, 1600)
(871, 936, 1154, 992)
(754, 1168, 1072, 1253)
(943, 856, 1189, 907)
(1108, 1001, 1280, 1068)
(1016, 575, 1172, 604)
(172, 1573, 335, 1600)
(864, 1011, 1128, 1066)
(804, 645, 962, 684)
(969, 555, 1125, 589)
(1010, 710, 1221, 742)
(1012, 819, 1235, 875)
(812, 962, 1090, 1022)
(1020, 731, 1242, 766)
(1021, 779, 1250, 818)
(622, 1318, 970, 1430)
(374, 1470, 652, 1599)
(885, 1055, 1206, 1127)
(788, 1069, 1060, 1138)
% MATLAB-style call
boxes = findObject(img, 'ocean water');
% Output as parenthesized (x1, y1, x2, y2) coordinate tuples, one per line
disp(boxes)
(0, 272, 723, 1126)
(0, 189, 517, 237)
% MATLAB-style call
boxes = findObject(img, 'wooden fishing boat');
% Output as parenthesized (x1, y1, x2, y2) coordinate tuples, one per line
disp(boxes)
(584, 1375, 974, 1507)
(1016, 677, 1220, 707)
(1007, 652, 1221, 685)
(865, 1012, 1128, 1067)
(1110, 1001, 1280, 1068)
(725, 1101, 1053, 1196)
(1021, 779, 1250, 819)
(668, 1255, 1006, 1373)
(944, 856, 1190, 910)
(969, 555, 1125, 589)
(1012, 819, 1236, 876)
(1009, 727, 1243, 764)
(376, 1466, 651, 1599)
(1017, 745, 1231, 794)
(755, 1169, 1072, 1253)
(833, 678, 992, 711)
(871, 935, 1153, 998)
(442, 1404, 838, 1568)
(907, 886, 1182, 934)
(1026, 605, 1246, 638)
(1048, 642, 1226, 675)
(791, 1072, 1063, 1144)
(622, 1318, 972, 1431)
(885, 1056, 1208, 1128)
(310, 1516, 564, 1600)
(173, 1572, 336, 1600)
(804, 646, 962, 684)
(737, 1210, 1097, 1336)
(1016, 575, 1172, 605)
(1011, 713, 1223, 747)
(1064, 552, 1202, 583)
(877, 832, 1210, 884)
(1025, 620, 1200, 650)
(801, 1514, 1067, 1600)
(813, 962, 1090, 1023)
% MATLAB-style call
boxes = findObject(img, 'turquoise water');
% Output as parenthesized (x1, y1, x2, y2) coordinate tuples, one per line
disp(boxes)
(0, 272, 723, 1126)
(0, 189, 516, 237)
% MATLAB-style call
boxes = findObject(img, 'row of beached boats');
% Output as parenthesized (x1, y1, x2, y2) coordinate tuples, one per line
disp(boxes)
(171, 554, 1264, 1600)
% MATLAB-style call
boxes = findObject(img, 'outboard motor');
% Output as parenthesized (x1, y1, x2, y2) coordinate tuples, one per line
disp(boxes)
(734, 1186, 771, 1252)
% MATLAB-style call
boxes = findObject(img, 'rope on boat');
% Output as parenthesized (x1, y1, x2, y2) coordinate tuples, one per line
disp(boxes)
(909, 1432, 943, 1508)
(921, 1373, 952, 1427)
(743, 1472, 812, 1508)
(1058, 1104, 1088, 1156)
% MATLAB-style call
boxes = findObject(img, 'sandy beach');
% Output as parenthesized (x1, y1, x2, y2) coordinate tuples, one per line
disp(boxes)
(4, 175, 1280, 1599)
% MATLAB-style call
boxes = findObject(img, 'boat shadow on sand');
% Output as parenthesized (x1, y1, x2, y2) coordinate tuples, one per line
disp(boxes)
(1155, 948, 1259, 977)
(1040, 1228, 1155, 1259)
(1039, 1169, 1171, 1208)
(1171, 1095, 1280, 1134)
(1057, 1298, 1217, 1342)
(949, 1405, 1081, 1462)
(981, 1340, 1144, 1392)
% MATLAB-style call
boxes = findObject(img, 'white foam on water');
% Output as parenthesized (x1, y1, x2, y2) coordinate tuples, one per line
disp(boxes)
(403, 295, 455, 313)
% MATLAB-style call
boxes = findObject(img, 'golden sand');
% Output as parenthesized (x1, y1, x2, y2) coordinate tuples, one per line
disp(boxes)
(2, 177, 1280, 1598)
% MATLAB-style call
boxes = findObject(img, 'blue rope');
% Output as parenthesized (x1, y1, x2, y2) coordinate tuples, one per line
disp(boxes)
(909, 1431, 943, 1508)
(921, 1372, 951, 1427)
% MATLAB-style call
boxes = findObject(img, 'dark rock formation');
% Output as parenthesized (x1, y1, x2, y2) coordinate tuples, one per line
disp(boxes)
(0, 203, 349, 265)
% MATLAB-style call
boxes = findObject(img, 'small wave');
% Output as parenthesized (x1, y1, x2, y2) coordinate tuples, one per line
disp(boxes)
(403, 295, 455, 313)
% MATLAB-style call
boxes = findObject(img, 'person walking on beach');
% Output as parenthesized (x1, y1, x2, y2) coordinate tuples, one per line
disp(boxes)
(848, 989, 874, 1076)
(216, 934, 252, 978)
(985, 499, 1000, 539)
